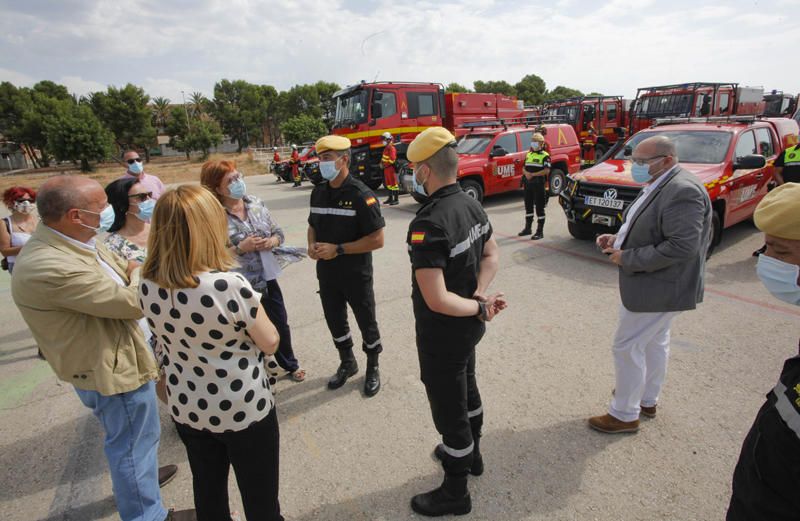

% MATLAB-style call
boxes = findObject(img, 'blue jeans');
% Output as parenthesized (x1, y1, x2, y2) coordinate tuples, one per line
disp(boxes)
(75, 381, 167, 521)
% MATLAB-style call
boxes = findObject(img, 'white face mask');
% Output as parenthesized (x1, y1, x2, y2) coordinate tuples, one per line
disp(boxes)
(756, 254, 800, 306)
(13, 200, 35, 214)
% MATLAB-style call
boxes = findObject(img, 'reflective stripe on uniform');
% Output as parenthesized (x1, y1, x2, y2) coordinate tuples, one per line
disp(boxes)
(441, 441, 474, 458)
(467, 405, 483, 418)
(311, 207, 357, 217)
(364, 338, 382, 349)
(333, 332, 352, 343)
(449, 223, 491, 258)
(773, 381, 800, 440)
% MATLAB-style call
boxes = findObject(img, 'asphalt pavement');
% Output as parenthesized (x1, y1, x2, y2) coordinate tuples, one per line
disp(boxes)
(1, 174, 798, 521)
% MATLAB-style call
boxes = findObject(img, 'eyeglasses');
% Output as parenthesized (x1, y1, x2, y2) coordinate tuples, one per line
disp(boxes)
(128, 192, 153, 202)
(126, 158, 142, 165)
(228, 172, 243, 182)
(15, 198, 32, 203)
(630, 155, 666, 166)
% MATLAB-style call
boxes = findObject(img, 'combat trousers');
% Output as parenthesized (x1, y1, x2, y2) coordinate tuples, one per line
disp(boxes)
(319, 272, 382, 354)
(523, 177, 547, 222)
(418, 341, 483, 476)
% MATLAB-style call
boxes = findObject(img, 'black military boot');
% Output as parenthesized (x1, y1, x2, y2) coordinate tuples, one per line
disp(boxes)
(518, 217, 533, 236)
(389, 191, 399, 206)
(383, 192, 393, 204)
(531, 219, 545, 240)
(410, 474, 471, 517)
(364, 351, 381, 397)
(327, 348, 358, 390)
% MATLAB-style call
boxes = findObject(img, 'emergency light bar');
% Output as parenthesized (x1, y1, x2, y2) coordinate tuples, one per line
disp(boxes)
(652, 115, 760, 126)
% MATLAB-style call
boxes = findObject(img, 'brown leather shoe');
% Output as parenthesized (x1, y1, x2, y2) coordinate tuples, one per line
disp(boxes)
(158, 464, 178, 488)
(640, 405, 657, 418)
(588, 414, 639, 434)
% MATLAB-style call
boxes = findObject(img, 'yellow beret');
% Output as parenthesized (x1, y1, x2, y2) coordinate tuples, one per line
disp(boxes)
(315, 135, 351, 153)
(407, 127, 457, 163)
(754, 183, 800, 240)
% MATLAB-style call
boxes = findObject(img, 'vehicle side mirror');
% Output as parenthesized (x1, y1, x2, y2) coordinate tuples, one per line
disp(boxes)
(490, 146, 507, 157)
(373, 92, 383, 101)
(733, 154, 766, 170)
(372, 103, 383, 119)
(623, 145, 632, 157)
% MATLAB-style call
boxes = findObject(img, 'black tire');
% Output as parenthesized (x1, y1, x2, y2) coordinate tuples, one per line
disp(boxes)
(459, 179, 484, 203)
(706, 210, 722, 259)
(364, 177, 383, 191)
(549, 168, 566, 196)
(567, 220, 596, 240)
(595, 143, 608, 161)
(395, 159, 409, 193)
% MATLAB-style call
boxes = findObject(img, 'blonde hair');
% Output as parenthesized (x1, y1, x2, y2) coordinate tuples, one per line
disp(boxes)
(142, 184, 235, 289)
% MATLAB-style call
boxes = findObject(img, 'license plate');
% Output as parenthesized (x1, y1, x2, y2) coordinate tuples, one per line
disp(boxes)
(592, 214, 615, 226)
(584, 195, 623, 210)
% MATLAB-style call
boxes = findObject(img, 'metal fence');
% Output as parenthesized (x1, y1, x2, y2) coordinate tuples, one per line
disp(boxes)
(250, 146, 292, 173)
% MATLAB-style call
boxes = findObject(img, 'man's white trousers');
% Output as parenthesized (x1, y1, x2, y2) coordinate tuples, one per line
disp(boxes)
(609, 305, 681, 422)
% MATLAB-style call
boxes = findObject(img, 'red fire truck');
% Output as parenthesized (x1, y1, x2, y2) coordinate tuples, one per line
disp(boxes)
(544, 95, 631, 165)
(762, 90, 799, 117)
(330, 81, 525, 189)
(629, 82, 764, 134)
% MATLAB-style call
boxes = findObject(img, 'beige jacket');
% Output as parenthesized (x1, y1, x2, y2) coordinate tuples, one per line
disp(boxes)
(11, 224, 158, 395)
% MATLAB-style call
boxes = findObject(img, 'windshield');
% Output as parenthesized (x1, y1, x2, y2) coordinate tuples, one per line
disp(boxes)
(613, 130, 732, 164)
(550, 105, 578, 123)
(457, 135, 493, 155)
(635, 94, 692, 117)
(299, 147, 312, 156)
(333, 89, 368, 127)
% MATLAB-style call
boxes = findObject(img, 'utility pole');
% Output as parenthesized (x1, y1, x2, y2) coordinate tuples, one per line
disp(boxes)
(181, 90, 192, 131)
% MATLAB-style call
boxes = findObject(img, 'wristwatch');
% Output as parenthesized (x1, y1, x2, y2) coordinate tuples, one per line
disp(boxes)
(336, 244, 345, 256)
(475, 300, 488, 321)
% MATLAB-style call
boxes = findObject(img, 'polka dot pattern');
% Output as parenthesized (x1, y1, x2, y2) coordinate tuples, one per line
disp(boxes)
(139, 271, 273, 433)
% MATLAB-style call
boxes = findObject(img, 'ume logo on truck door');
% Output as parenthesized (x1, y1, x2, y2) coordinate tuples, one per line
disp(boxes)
(496, 164, 515, 178)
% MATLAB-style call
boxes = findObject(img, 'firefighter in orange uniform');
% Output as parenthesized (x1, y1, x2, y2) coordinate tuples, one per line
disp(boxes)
(273, 147, 280, 164)
(381, 132, 399, 206)
(291, 144, 301, 187)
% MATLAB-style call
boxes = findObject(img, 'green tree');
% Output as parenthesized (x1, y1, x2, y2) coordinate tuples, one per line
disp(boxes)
(211, 79, 264, 152)
(43, 103, 114, 171)
(473, 80, 516, 96)
(165, 106, 223, 159)
(313, 81, 341, 129)
(586, 92, 604, 97)
(445, 82, 472, 93)
(279, 114, 327, 145)
(545, 86, 584, 101)
(514, 74, 547, 105)
(189, 91, 209, 117)
(89, 84, 157, 160)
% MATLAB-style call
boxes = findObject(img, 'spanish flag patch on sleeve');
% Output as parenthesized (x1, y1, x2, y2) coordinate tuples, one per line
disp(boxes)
(365, 196, 377, 206)
(411, 232, 426, 244)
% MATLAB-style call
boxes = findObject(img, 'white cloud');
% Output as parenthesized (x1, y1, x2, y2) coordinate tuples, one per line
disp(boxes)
(58, 75, 107, 97)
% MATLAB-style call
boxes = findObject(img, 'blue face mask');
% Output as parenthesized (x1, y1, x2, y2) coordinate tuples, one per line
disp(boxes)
(128, 160, 143, 175)
(413, 165, 428, 196)
(631, 162, 652, 183)
(135, 199, 155, 222)
(319, 159, 340, 181)
(228, 179, 246, 199)
(79, 205, 116, 233)
(756, 254, 800, 306)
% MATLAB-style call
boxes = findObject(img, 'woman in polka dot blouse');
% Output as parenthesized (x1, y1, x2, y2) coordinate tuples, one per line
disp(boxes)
(140, 185, 284, 521)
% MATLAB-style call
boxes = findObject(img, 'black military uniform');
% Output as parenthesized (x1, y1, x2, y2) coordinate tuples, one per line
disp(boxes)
(728, 344, 800, 520)
(308, 167, 385, 396)
(775, 143, 800, 184)
(407, 182, 492, 513)
(520, 144, 551, 240)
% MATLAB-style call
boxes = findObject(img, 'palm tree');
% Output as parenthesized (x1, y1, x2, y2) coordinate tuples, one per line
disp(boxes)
(189, 92, 207, 118)
(152, 96, 171, 129)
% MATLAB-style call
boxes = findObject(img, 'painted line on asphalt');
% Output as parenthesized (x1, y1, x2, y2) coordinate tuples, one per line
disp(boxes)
(493, 230, 800, 319)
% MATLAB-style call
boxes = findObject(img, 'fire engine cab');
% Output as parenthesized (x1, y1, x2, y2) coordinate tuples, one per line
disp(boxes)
(330, 81, 525, 189)
(629, 82, 764, 134)
(544, 95, 631, 165)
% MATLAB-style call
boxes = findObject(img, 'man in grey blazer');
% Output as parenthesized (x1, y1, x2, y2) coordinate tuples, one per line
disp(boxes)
(589, 136, 712, 434)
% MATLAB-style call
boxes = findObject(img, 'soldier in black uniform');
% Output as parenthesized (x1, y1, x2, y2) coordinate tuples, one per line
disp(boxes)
(728, 183, 800, 520)
(405, 127, 507, 516)
(307, 135, 385, 397)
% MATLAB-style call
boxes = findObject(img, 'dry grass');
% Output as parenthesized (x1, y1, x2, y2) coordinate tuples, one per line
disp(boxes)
(0, 152, 267, 194)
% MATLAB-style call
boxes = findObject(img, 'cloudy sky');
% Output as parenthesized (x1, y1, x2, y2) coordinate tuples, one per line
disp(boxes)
(1, 0, 797, 102)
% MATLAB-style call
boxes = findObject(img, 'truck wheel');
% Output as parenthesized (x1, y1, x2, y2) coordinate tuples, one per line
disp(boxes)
(365, 177, 383, 191)
(567, 221, 596, 240)
(706, 210, 722, 259)
(549, 168, 566, 196)
(396, 160, 409, 193)
(459, 179, 484, 203)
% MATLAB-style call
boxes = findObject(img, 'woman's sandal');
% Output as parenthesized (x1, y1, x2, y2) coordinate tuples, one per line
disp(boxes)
(290, 368, 307, 382)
